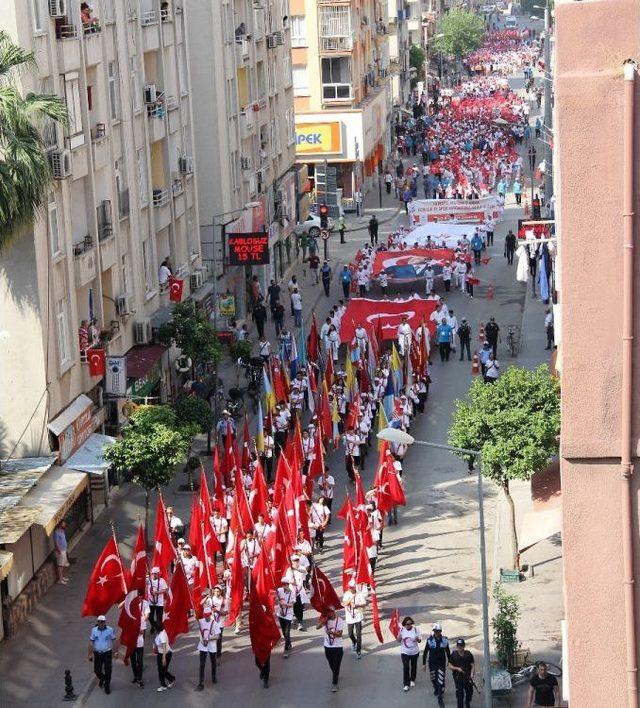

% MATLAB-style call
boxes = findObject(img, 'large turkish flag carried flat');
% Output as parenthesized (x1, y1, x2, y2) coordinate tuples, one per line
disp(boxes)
(372, 248, 456, 276)
(339, 295, 438, 343)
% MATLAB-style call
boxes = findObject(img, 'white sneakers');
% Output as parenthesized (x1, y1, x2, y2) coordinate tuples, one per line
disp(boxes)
(410, 681, 416, 687)
(157, 687, 167, 692)
(403, 686, 409, 692)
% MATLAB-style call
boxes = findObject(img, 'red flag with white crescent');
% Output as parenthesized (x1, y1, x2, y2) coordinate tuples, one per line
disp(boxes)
(371, 591, 384, 644)
(225, 536, 244, 628)
(168, 276, 184, 302)
(118, 590, 143, 661)
(151, 495, 175, 579)
(127, 524, 147, 593)
(389, 607, 401, 640)
(88, 348, 106, 377)
(310, 564, 342, 616)
(163, 562, 191, 644)
(82, 535, 127, 616)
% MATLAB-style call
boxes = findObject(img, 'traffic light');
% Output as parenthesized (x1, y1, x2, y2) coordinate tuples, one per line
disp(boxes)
(319, 203, 328, 229)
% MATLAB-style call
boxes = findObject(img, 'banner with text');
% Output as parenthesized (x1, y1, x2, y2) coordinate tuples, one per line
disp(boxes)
(407, 197, 498, 225)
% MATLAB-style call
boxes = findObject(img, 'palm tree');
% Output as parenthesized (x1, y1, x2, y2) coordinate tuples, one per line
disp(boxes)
(0, 31, 67, 250)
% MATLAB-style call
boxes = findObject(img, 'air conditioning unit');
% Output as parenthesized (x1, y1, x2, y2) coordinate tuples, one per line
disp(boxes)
(190, 271, 204, 290)
(133, 319, 152, 345)
(267, 33, 277, 49)
(48, 149, 72, 179)
(273, 30, 284, 45)
(144, 83, 157, 104)
(241, 156, 253, 170)
(178, 156, 193, 174)
(49, 0, 66, 17)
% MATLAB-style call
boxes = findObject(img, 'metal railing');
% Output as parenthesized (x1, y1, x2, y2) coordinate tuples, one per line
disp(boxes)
(56, 24, 78, 39)
(322, 83, 353, 100)
(153, 187, 170, 206)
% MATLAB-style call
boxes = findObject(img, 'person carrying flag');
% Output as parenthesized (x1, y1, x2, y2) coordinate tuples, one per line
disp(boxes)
(422, 622, 451, 706)
(317, 608, 345, 692)
(275, 577, 295, 657)
(196, 606, 221, 690)
(342, 580, 367, 659)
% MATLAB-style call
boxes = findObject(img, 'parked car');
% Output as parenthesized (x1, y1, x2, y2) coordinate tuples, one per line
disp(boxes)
(504, 15, 518, 28)
(295, 213, 335, 237)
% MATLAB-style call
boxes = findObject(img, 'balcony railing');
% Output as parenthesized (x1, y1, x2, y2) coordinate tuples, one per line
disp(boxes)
(118, 189, 130, 219)
(153, 187, 170, 206)
(319, 35, 354, 51)
(172, 179, 184, 196)
(91, 123, 106, 142)
(73, 234, 94, 256)
(322, 83, 353, 101)
(56, 24, 78, 40)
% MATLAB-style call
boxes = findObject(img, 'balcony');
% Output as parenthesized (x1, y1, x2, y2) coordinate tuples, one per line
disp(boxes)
(91, 124, 108, 170)
(84, 31, 102, 65)
(56, 25, 81, 73)
(118, 189, 130, 220)
(172, 180, 185, 217)
(153, 187, 170, 207)
(319, 35, 354, 52)
(153, 187, 172, 230)
(97, 200, 114, 243)
(141, 12, 160, 52)
(73, 236, 97, 288)
(235, 37, 250, 63)
(322, 83, 353, 102)
(240, 108, 257, 139)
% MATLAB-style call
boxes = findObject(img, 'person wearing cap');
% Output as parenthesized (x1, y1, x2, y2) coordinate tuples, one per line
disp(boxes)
(317, 608, 344, 692)
(276, 577, 295, 656)
(283, 555, 308, 631)
(309, 496, 330, 551)
(216, 410, 236, 444)
(423, 623, 451, 706)
(458, 318, 472, 361)
(398, 616, 422, 692)
(127, 588, 150, 688)
(147, 567, 169, 633)
(196, 606, 221, 690)
(317, 468, 336, 520)
(154, 621, 175, 692)
(342, 581, 367, 659)
(88, 615, 119, 694)
(181, 545, 198, 587)
(449, 638, 475, 708)
(211, 508, 229, 559)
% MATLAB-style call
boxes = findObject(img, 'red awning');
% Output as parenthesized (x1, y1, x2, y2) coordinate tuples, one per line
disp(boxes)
(125, 345, 167, 379)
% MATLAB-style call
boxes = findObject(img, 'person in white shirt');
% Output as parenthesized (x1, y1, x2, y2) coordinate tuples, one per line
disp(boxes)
(342, 580, 367, 658)
(276, 578, 295, 656)
(258, 336, 271, 363)
(154, 622, 175, 691)
(397, 317, 412, 356)
(353, 323, 369, 356)
(484, 354, 500, 383)
(448, 309, 459, 353)
(283, 555, 308, 631)
(309, 497, 330, 551)
(318, 471, 335, 518)
(241, 530, 260, 572)
(317, 608, 345, 692)
(261, 429, 275, 483)
(126, 589, 149, 687)
(343, 427, 361, 482)
(147, 567, 168, 633)
(181, 545, 198, 587)
(441, 263, 452, 292)
(158, 258, 172, 286)
(398, 616, 422, 691)
(379, 271, 389, 295)
(291, 288, 303, 328)
(197, 606, 221, 690)
(424, 265, 435, 295)
(166, 506, 184, 542)
(211, 508, 228, 558)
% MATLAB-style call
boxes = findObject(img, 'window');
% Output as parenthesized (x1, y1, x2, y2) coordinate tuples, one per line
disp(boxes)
(121, 255, 129, 295)
(285, 108, 295, 146)
(283, 53, 292, 87)
(32, 0, 44, 32)
(137, 148, 148, 204)
(290, 15, 307, 47)
(108, 61, 121, 120)
(142, 239, 154, 294)
(48, 193, 61, 256)
(131, 58, 142, 112)
(177, 44, 188, 95)
(55, 299, 71, 368)
(292, 65, 309, 96)
(64, 73, 84, 148)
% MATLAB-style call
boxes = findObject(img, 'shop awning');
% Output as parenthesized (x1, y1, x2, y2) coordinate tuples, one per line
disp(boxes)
(47, 394, 93, 436)
(65, 433, 115, 475)
(125, 344, 167, 379)
(0, 550, 13, 579)
(518, 506, 562, 554)
(0, 506, 43, 544)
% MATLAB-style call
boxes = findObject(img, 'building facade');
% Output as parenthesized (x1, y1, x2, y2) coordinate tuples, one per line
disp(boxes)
(555, 0, 640, 704)
(186, 0, 297, 315)
(387, 0, 410, 107)
(290, 0, 394, 201)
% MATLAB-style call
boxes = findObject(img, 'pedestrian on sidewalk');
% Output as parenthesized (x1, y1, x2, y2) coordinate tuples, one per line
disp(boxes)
(342, 580, 366, 659)
(504, 230, 516, 265)
(484, 354, 500, 384)
(527, 662, 559, 707)
(385, 169, 393, 194)
(338, 215, 346, 244)
(465, 265, 476, 298)
(321, 261, 332, 296)
(252, 297, 267, 338)
(357, 268, 369, 297)
(340, 266, 352, 299)
(147, 567, 168, 633)
(317, 609, 344, 692)
(288, 275, 298, 314)
(268, 279, 280, 319)
(368, 215, 379, 246)
(249, 275, 262, 310)
(471, 233, 483, 265)
(299, 232, 309, 264)
(513, 179, 522, 205)
(88, 615, 119, 695)
(486, 217, 495, 246)
(273, 299, 285, 337)
(276, 578, 295, 657)
(422, 623, 451, 707)
(485, 316, 500, 358)
(196, 606, 220, 690)
(258, 335, 271, 363)
(544, 308, 555, 350)
(154, 623, 175, 692)
(436, 319, 453, 362)
(291, 288, 303, 327)
(457, 318, 472, 361)
(399, 616, 422, 692)
(449, 638, 474, 708)
(309, 253, 320, 284)
(53, 521, 69, 584)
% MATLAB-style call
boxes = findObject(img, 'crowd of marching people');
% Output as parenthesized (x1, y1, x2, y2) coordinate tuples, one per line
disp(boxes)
(82, 24, 545, 708)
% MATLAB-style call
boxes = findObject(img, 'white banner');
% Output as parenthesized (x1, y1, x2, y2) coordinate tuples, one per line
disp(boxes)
(407, 197, 498, 225)
(105, 356, 127, 396)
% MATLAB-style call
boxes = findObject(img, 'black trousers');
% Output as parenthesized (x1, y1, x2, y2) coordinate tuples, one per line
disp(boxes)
(473, 250, 481, 265)
(149, 605, 163, 631)
(347, 621, 362, 653)
(342, 282, 350, 299)
(546, 325, 554, 349)
(439, 342, 451, 361)
(131, 647, 144, 682)
(279, 617, 292, 650)
(506, 248, 515, 265)
(322, 279, 331, 296)
(93, 650, 113, 688)
(274, 430, 287, 454)
(217, 629, 223, 658)
(199, 651, 217, 684)
(459, 340, 471, 361)
(339, 228, 345, 243)
(315, 528, 325, 549)
(256, 319, 265, 338)
(429, 661, 446, 696)
(255, 656, 270, 681)
(515, 193, 522, 205)
(386, 183, 391, 194)
(487, 231, 494, 246)
(402, 653, 418, 687)
(156, 652, 175, 687)
(293, 596, 304, 624)
(487, 338, 498, 358)
(359, 284, 366, 297)
(454, 674, 474, 707)
(444, 279, 451, 291)
(324, 647, 344, 685)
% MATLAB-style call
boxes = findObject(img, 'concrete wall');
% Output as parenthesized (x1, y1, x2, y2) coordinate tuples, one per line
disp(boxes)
(556, 0, 640, 704)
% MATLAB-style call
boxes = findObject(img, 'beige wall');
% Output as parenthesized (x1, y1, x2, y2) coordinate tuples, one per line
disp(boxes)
(556, 0, 640, 704)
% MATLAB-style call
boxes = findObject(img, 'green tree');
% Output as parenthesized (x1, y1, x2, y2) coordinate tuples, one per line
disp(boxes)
(0, 32, 68, 249)
(173, 395, 214, 435)
(492, 583, 520, 669)
(104, 405, 195, 541)
(158, 301, 222, 368)
(409, 45, 426, 83)
(432, 9, 485, 59)
(449, 365, 560, 568)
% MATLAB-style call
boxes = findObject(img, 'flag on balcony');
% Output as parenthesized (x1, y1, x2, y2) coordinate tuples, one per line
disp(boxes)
(88, 349, 106, 377)
(169, 277, 184, 302)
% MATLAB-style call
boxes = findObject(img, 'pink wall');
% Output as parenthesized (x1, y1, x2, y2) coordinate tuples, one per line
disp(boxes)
(556, 0, 640, 704)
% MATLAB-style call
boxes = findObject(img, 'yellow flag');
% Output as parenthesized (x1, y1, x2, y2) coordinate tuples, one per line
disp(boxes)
(376, 403, 389, 450)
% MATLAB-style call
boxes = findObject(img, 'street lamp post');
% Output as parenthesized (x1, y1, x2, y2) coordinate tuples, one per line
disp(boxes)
(377, 427, 493, 708)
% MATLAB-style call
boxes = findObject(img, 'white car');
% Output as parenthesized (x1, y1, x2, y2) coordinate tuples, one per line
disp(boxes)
(504, 16, 518, 28)
(480, 4, 496, 13)
(296, 213, 335, 237)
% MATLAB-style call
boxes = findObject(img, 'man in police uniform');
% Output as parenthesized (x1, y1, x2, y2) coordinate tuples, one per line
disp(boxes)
(88, 615, 119, 695)
(422, 622, 451, 706)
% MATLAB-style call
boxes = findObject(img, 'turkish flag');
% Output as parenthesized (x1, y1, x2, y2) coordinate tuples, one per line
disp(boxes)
(356, 536, 375, 589)
(212, 445, 225, 504)
(389, 607, 401, 640)
(199, 516, 220, 588)
(310, 565, 341, 616)
(240, 415, 251, 471)
(118, 590, 142, 661)
(251, 544, 276, 606)
(282, 482, 299, 544)
(168, 276, 184, 302)
(164, 562, 191, 644)
(82, 535, 127, 616)
(127, 524, 147, 593)
(225, 536, 244, 628)
(249, 459, 269, 521)
(249, 583, 280, 665)
(188, 493, 202, 557)
(342, 502, 358, 590)
(151, 496, 175, 579)
(353, 470, 367, 510)
(371, 591, 384, 644)
(88, 348, 106, 377)
(233, 464, 254, 533)
(273, 498, 293, 581)
(307, 314, 320, 363)
(387, 468, 407, 506)
(320, 384, 332, 442)
(272, 450, 291, 507)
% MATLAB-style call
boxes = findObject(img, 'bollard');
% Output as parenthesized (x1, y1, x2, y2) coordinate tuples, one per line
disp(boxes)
(478, 323, 485, 342)
(471, 353, 480, 375)
(63, 669, 77, 702)
(486, 284, 495, 300)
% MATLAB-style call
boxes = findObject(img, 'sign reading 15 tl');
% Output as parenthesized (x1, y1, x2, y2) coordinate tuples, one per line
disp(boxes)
(227, 233, 270, 265)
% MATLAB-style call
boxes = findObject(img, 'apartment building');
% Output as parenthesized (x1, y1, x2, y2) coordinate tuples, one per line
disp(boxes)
(187, 0, 297, 314)
(0, 0, 204, 630)
(290, 0, 394, 201)
(387, 0, 410, 107)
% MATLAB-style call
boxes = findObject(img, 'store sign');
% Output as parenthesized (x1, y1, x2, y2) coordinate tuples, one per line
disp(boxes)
(217, 294, 236, 318)
(128, 362, 161, 399)
(105, 356, 127, 396)
(227, 233, 270, 265)
(58, 406, 105, 464)
(295, 122, 342, 155)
